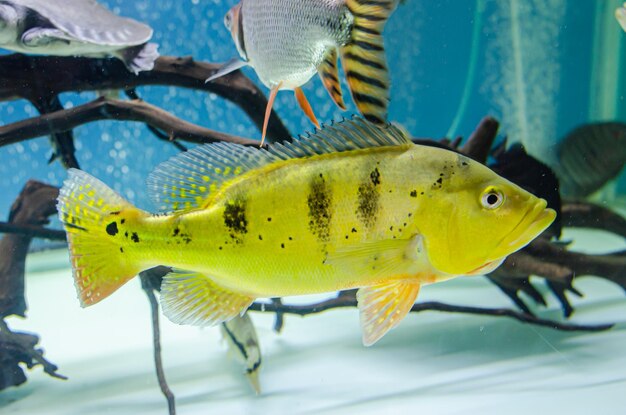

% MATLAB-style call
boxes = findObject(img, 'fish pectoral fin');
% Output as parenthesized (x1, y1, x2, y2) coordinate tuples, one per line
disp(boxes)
(294, 87, 320, 129)
(318, 48, 346, 110)
(324, 236, 422, 280)
(206, 57, 249, 83)
(161, 270, 254, 326)
(261, 82, 282, 146)
(357, 279, 421, 346)
(22, 28, 72, 47)
(341, 0, 399, 124)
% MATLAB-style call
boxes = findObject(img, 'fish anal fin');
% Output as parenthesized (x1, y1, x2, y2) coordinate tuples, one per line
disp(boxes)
(342, 0, 398, 124)
(161, 270, 254, 326)
(358, 279, 421, 346)
(294, 87, 320, 129)
(318, 48, 346, 110)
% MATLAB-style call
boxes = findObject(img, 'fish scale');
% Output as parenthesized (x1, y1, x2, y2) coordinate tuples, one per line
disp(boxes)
(57, 119, 555, 346)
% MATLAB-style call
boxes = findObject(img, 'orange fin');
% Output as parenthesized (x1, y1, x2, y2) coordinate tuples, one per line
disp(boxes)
(261, 82, 282, 146)
(318, 48, 346, 110)
(357, 279, 420, 346)
(161, 270, 254, 326)
(57, 169, 145, 307)
(342, 0, 398, 124)
(294, 87, 320, 129)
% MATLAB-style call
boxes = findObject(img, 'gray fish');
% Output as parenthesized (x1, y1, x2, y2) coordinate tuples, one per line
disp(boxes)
(0, 0, 159, 73)
(209, 0, 399, 144)
(555, 122, 626, 198)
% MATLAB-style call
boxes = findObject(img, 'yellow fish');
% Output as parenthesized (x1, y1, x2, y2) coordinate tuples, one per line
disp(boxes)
(209, 0, 398, 144)
(57, 119, 555, 345)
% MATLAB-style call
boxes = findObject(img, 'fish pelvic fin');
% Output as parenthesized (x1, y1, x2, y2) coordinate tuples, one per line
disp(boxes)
(161, 270, 254, 326)
(57, 169, 147, 307)
(342, 0, 398, 124)
(117, 42, 160, 74)
(318, 48, 346, 110)
(358, 279, 420, 346)
(294, 87, 320, 129)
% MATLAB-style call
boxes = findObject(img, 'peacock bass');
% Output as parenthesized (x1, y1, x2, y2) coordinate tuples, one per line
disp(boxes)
(57, 119, 555, 346)
(208, 0, 399, 144)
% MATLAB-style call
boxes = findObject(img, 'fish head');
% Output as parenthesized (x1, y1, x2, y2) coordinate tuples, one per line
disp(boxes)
(224, 3, 248, 61)
(0, 4, 19, 43)
(420, 157, 556, 276)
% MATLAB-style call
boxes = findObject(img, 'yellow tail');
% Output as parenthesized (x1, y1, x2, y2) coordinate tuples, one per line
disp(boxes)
(57, 169, 146, 307)
(342, 0, 398, 124)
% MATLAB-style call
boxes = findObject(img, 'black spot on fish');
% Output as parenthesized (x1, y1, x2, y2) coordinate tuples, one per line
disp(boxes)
(124, 231, 128, 238)
(289, 236, 293, 241)
(172, 228, 180, 237)
(267, 217, 272, 222)
(110, 211, 121, 215)
(106, 222, 118, 236)
(281, 243, 285, 249)
(119, 247, 124, 253)
(131, 232, 140, 243)
(351, 228, 358, 233)
(370, 168, 381, 186)
(258, 235, 263, 241)
(410, 190, 417, 198)
(307, 174, 332, 243)
(219, 246, 223, 250)
(224, 197, 248, 244)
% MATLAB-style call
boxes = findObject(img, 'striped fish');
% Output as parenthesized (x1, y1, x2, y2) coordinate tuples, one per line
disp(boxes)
(56, 119, 555, 346)
(208, 0, 399, 144)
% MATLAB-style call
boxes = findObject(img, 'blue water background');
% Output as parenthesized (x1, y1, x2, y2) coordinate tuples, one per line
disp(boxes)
(0, 0, 624, 217)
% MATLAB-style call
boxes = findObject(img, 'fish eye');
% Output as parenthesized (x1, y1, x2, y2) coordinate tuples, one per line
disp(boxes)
(481, 187, 504, 210)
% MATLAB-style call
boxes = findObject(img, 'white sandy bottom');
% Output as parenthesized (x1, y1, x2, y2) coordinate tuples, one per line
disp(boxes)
(1, 228, 626, 415)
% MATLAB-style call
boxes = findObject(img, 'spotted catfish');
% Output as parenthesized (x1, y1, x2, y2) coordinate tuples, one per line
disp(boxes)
(208, 0, 399, 144)
(57, 118, 555, 346)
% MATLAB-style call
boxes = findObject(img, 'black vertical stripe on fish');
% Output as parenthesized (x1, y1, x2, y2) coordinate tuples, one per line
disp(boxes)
(318, 48, 346, 110)
(307, 174, 333, 243)
(356, 168, 382, 229)
(342, 51, 385, 69)
(223, 197, 248, 244)
(345, 70, 387, 89)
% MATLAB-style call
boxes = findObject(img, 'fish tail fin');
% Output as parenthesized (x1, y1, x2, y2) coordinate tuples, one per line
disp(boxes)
(342, 0, 398, 124)
(118, 42, 160, 74)
(57, 169, 146, 307)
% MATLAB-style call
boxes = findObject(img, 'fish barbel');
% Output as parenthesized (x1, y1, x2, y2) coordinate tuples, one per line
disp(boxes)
(209, 0, 399, 144)
(57, 119, 555, 345)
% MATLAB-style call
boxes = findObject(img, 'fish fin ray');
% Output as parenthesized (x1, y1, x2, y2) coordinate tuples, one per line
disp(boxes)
(57, 169, 144, 306)
(294, 87, 320, 128)
(269, 117, 410, 160)
(147, 143, 278, 212)
(325, 236, 421, 281)
(342, 0, 398, 124)
(318, 48, 346, 110)
(262, 82, 282, 146)
(206, 58, 249, 83)
(358, 280, 420, 346)
(161, 270, 254, 326)
(21, 28, 72, 47)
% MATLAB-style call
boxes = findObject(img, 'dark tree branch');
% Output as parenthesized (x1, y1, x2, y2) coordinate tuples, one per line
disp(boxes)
(247, 292, 613, 332)
(29, 94, 80, 169)
(0, 97, 259, 148)
(140, 270, 176, 415)
(0, 54, 290, 143)
(0, 222, 66, 241)
(562, 200, 626, 238)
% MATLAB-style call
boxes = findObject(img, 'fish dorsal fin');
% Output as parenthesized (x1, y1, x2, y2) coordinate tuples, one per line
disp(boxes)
(148, 118, 409, 212)
(147, 143, 277, 212)
(269, 117, 410, 160)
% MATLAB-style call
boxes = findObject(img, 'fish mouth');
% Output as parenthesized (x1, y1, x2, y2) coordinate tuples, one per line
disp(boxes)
(498, 199, 556, 255)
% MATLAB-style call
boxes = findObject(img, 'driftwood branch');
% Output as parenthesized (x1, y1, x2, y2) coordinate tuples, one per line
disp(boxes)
(0, 97, 259, 148)
(0, 54, 290, 144)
